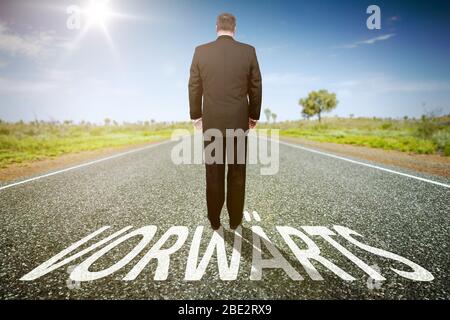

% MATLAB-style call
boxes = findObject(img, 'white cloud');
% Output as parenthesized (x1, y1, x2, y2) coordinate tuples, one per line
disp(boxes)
(0, 67, 83, 94)
(337, 34, 395, 49)
(388, 16, 400, 23)
(333, 80, 360, 87)
(263, 72, 319, 86)
(162, 63, 177, 77)
(333, 76, 450, 93)
(0, 67, 140, 99)
(361, 34, 395, 45)
(259, 44, 290, 54)
(0, 77, 58, 94)
(0, 58, 8, 68)
(0, 21, 69, 60)
(0, 23, 49, 58)
(377, 80, 450, 93)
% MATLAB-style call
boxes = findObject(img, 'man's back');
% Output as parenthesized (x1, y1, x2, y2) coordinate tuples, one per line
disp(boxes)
(189, 35, 262, 132)
(188, 13, 262, 231)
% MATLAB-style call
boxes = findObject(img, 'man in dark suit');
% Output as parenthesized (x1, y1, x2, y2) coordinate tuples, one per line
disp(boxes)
(188, 13, 262, 230)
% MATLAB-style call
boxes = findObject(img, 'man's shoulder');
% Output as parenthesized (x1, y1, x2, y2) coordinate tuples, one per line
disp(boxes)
(195, 40, 256, 52)
(233, 40, 256, 52)
(194, 41, 215, 52)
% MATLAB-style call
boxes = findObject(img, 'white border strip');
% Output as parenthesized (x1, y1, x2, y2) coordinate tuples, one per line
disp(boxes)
(0, 140, 172, 192)
(278, 139, 450, 189)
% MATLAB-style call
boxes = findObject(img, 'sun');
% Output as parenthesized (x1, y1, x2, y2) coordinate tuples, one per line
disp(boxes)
(85, 0, 112, 27)
(66, 0, 140, 58)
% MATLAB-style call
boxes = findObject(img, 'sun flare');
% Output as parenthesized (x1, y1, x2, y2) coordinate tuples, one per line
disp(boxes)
(85, 0, 112, 27)
(67, 0, 140, 58)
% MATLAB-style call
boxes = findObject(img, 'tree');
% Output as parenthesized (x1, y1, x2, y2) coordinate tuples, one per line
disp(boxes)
(301, 104, 315, 120)
(271, 113, 277, 123)
(104, 118, 111, 126)
(299, 90, 338, 122)
(264, 108, 272, 123)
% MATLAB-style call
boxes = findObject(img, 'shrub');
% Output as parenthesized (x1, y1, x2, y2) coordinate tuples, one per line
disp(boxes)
(0, 126, 10, 135)
(416, 115, 440, 138)
(445, 144, 450, 156)
(381, 122, 393, 130)
(432, 130, 450, 155)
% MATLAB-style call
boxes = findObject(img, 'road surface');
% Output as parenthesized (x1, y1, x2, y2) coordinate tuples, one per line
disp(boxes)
(1, 137, 449, 299)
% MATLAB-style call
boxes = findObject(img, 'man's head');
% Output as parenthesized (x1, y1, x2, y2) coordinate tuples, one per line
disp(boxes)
(216, 13, 236, 36)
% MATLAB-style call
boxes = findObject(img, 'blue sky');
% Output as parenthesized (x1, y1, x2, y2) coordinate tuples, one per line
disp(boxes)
(0, 0, 449, 123)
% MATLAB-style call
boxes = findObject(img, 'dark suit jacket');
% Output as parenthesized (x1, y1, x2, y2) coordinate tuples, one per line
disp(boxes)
(189, 35, 262, 132)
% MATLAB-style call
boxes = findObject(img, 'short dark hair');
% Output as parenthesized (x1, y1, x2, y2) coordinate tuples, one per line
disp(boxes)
(216, 13, 236, 32)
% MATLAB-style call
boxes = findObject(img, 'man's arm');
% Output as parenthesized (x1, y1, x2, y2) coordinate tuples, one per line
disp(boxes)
(188, 48, 203, 120)
(248, 47, 262, 121)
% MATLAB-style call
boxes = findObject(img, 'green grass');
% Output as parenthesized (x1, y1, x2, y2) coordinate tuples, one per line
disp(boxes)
(262, 115, 450, 156)
(0, 121, 191, 168)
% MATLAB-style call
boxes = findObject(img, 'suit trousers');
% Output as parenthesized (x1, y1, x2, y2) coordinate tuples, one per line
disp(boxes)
(204, 135, 247, 228)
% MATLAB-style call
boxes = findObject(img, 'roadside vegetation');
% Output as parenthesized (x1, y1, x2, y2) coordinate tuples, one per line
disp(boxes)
(0, 120, 190, 168)
(0, 111, 449, 169)
(261, 90, 449, 156)
(261, 115, 450, 156)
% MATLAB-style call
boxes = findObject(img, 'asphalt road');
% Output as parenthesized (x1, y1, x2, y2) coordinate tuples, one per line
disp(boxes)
(1, 137, 449, 299)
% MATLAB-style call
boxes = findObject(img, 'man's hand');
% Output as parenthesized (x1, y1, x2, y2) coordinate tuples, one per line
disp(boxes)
(249, 118, 258, 129)
(192, 118, 203, 130)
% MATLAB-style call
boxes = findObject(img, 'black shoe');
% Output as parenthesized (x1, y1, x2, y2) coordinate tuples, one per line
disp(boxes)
(211, 223, 221, 231)
(230, 223, 241, 230)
